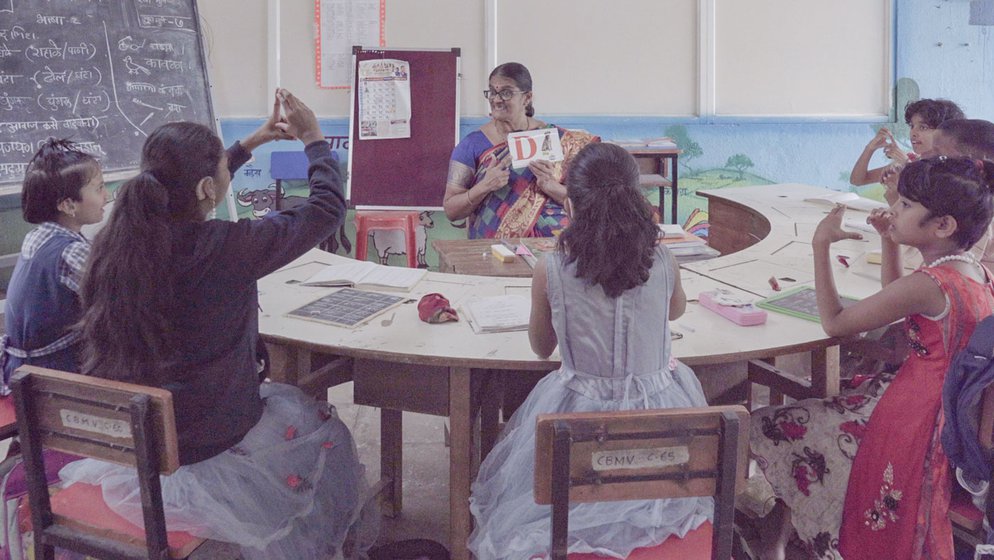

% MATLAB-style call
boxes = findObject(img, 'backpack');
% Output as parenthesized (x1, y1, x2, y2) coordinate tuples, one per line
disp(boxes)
(942, 314, 994, 484)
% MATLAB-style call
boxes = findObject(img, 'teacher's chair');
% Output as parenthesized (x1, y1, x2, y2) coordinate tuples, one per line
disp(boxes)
(12, 365, 210, 559)
(535, 406, 749, 560)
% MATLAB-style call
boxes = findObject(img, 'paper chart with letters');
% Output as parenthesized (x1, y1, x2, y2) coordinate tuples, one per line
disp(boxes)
(315, 0, 384, 89)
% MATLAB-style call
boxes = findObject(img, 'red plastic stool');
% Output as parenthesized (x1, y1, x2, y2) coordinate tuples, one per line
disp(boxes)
(353, 210, 420, 268)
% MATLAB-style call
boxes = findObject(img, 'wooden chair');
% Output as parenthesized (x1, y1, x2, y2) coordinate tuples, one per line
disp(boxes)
(534, 406, 749, 560)
(11, 365, 207, 560)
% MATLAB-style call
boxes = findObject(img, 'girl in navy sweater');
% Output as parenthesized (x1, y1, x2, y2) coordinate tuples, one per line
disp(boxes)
(60, 90, 371, 559)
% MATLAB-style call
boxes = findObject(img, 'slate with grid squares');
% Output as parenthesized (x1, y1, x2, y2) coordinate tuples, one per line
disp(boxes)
(287, 288, 404, 328)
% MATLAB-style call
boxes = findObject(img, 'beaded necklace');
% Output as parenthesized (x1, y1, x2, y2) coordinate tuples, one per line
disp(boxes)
(926, 253, 976, 268)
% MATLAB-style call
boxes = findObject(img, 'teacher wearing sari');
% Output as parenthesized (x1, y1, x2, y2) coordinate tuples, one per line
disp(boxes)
(443, 62, 598, 239)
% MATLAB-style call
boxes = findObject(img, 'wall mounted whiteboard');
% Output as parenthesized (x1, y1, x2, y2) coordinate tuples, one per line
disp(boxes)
(486, 0, 894, 119)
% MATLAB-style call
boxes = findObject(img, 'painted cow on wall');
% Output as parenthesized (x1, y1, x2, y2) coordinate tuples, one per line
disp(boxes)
(236, 184, 352, 255)
(370, 211, 434, 268)
(236, 184, 307, 218)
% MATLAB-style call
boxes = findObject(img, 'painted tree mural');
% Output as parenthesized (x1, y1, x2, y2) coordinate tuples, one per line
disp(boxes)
(725, 154, 755, 179)
(664, 125, 702, 174)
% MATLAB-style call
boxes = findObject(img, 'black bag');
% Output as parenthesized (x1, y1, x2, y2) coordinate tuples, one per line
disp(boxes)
(368, 538, 450, 560)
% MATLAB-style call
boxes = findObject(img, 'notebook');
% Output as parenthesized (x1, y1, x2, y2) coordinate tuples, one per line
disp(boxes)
(803, 191, 887, 213)
(658, 224, 687, 239)
(301, 260, 426, 291)
(462, 295, 531, 334)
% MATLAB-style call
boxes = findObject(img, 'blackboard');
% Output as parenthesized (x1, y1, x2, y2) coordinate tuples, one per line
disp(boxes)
(0, 0, 215, 192)
(347, 47, 459, 209)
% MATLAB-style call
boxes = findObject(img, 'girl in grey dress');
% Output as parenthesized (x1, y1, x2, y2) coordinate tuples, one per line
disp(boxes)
(468, 142, 710, 560)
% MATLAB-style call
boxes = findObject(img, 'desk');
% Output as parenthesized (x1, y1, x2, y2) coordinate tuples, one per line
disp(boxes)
(257, 184, 883, 559)
(259, 257, 552, 560)
(431, 238, 555, 277)
(432, 238, 719, 278)
(624, 147, 681, 224)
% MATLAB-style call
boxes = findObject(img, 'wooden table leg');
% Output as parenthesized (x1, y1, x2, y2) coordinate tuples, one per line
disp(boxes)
(479, 372, 501, 460)
(449, 366, 473, 560)
(811, 345, 841, 398)
(264, 342, 298, 386)
(380, 409, 403, 517)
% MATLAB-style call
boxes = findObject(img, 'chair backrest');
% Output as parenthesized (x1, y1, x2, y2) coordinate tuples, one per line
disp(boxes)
(535, 405, 749, 560)
(11, 364, 180, 559)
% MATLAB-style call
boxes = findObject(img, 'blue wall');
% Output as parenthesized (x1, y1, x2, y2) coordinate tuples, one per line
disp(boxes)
(2, 0, 993, 276)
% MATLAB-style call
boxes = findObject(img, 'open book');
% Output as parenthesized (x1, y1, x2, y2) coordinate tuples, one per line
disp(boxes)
(804, 191, 887, 213)
(463, 295, 531, 334)
(302, 260, 427, 291)
(658, 224, 687, 239)
(507, 128, 563, 170)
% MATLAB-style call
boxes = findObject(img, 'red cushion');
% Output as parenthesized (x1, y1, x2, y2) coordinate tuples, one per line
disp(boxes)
(0, 395, 15, 430)
(567, 521, 713, 560)
(50, 482, 204, 559)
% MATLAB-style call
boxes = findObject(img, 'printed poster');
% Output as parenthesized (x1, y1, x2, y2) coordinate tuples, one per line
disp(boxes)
(357, 59, 411, 140)
(315, 0, 385, 89)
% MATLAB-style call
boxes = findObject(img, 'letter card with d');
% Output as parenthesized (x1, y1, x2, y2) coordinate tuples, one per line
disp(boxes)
(507, 128, 563, 170)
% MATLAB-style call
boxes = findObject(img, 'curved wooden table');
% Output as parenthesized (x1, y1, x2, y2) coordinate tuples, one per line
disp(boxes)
(258, 183, 887, 560)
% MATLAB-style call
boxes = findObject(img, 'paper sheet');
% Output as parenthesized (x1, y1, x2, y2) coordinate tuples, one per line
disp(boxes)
(357, 59, 411, 139)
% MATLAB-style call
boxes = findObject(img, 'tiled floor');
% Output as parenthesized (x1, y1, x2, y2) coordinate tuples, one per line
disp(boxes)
(329, 382, 452, 548)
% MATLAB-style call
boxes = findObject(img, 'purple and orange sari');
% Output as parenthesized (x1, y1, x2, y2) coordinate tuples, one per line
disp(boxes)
(448, 126, 598, 239)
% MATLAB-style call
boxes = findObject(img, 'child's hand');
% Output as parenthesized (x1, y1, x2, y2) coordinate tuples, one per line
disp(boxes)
(240, 89, 295, 151)
(814, 204, 864, 245)
(883, 145, 909, 165)
(277, 89, 323, 145)
(866, 207, 894, 238)
(881, 164, 902, 205)
(866, 128, 893, 152)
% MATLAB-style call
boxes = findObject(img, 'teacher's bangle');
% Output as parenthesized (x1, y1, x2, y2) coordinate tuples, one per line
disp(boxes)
(465, 189, 475, 207)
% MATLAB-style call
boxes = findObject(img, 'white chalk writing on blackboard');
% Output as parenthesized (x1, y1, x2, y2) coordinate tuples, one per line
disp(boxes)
(0, 0, 216, 188)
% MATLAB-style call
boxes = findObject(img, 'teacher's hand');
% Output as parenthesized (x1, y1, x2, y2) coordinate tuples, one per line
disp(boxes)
(478, 155, 511, 196)
(529, 159, 559, 193)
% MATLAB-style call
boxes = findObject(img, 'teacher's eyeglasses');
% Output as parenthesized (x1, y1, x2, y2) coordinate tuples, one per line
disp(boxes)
(483, 89, 527, 101)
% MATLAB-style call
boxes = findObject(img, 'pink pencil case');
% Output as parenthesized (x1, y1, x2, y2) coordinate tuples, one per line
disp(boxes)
(699, 290, 768, 326)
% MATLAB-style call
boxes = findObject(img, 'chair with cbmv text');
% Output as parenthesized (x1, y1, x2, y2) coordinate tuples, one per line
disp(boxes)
(11, 365, 208, 560)
(534, 406, 749, 560)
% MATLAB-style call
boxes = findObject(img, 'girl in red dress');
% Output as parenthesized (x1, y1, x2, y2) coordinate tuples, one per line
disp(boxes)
(751, 156, 994, 560)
